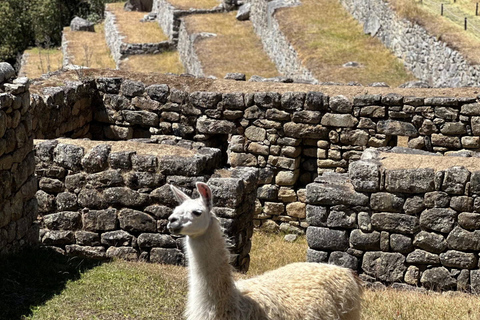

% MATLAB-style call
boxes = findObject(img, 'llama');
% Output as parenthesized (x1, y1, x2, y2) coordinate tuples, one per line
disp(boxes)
(167, 182, 363, 320)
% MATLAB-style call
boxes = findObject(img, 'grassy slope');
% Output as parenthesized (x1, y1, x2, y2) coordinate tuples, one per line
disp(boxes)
(276, 0, 416, 86)
(2, 231, 475, 320)
(120, 52, 185, 75)
(19, 48, 63, 79)
(184, 12, 279, 79)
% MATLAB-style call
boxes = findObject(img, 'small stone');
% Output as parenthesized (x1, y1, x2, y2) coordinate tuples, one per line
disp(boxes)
(284, 234, 297, 242)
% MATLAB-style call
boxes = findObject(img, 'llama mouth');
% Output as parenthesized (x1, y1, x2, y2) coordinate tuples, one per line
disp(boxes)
(167, 224, 183, 234)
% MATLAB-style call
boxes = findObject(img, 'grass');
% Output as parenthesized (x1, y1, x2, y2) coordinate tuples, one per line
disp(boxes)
(119, 52, 185, 74)
(3, 231, 480, 319)
(63, 24, 116, 69)
(389, 0, 480, 64)
(275, 0, 416, 86)
(184, 12, 279, 79)
(106, 2, 169, 44)
(19, 48, 63, 79)
(167, 0, 221, 10)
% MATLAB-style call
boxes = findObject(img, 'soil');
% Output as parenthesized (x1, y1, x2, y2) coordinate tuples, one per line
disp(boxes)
(35, 138, 196, 158)
(31, 69, 480, 99)
(380, 152, 480, 172)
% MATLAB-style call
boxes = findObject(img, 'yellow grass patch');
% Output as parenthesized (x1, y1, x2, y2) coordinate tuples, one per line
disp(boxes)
(63, 24, 116, 69)
(106, 2, 168, 43)
(120, 52, 185, 74)
(276, 0, 416, 86)
(168, 0, 221, 10)
(184, 12, 279, 79)
(19, 48, 63, 79)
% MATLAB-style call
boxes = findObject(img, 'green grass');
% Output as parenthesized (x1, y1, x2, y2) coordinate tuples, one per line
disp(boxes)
(19, 48, 63, 79)
(3, 232, 480, 319)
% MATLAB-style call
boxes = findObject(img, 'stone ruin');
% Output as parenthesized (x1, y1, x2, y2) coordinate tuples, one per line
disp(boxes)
(0, 61, 480, 291)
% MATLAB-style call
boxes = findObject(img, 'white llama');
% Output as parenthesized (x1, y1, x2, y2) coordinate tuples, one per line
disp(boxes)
(167, 182, 363, 320)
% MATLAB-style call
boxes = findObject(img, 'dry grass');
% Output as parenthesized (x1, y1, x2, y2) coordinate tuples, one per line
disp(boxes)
(389, 0, 480, 64)
(167, 0, 221, 10)
(120, 52, 185, 74)
(275, 0, 416, 86)
(106, 2, 168, 44)
(63, 24, 116, 69)
(19, 48, 63, 79)
(184, 12, 279, 79)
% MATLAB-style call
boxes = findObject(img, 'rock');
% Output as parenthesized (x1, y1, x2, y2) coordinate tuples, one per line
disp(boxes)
(260, 219, 279, 233)
(450, 196, 473, 212)
(349, 160, 380, 192)
(472, 270, 480, 294)
(236, 3, 251, 20)
(399, 81, 431, 88)
(328, 251, 358, 269)
(404, 265, 420, 285)
(81, 144, 111, 173)
(406, 249, 440, 265)
(403, 196, 425, 214)
(371, 212, 420, 234)
(65, 245, 106, 259)
(283, 122, 328, 139)
(420, 208, 457, 233)
(457, 212, 480, 230)
(413, 231, 447, 253)
(56, 192, 78, 211)
(424, 191, 449, 208)
(124, 0, 153, 11)
(101, 230, 133, 247)
(118, 208, 156, 232)
(224, 73, 246, 81)
(306, 249, 328, 263)
(442, 166, 471, 195)
(390, 233, 413, 253)
(106, 247, 138, 261)
(420, 267, 456, 290)
(306, 226, 348, 251)
(54, 143, 85, 172)
(0, 62, 15, 83)
(75, 231, 100, 246)
(321, 114, 358, 127)
(83, 208, 117, 232)
(42, 230, 75, 245)
(120, 80, 145, 97)
(286, 202, 306, 219)
(327, 207, 355, 228)
(44, 211, 81, 230)
(306, 205, 327, 227)
(104, 187, 149, 208)
(150, 248, 184, 265)
(385, 169, 435, 193)
(329, 95, 352, 113)
(306, 175, 369, 206)
(362, 252, 406, 282)
(446, 227, 480, 251)
(370, 192, 404, 212)
(439, 250, 477, 269)
(39, 177, 64, 193)
(284, 234, 297, 243)
(377, 120, 417, 137)
(70, 16, 95, 32)
(350, 229, 380, 250)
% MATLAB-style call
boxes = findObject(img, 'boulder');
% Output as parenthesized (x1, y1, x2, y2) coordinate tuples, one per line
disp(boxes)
(0, 62, 15, 83)
(236, 3, 251, 21)
(70, 16, 95, 32)
(362, 251, 406, 282)
(420, 267, 456, 290)
(124, 0, 153, 11)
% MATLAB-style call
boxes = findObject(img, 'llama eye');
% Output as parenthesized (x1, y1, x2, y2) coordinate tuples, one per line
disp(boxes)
(192, 210, 202, 217)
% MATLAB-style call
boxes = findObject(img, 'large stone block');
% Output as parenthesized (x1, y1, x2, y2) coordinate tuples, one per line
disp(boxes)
(406, 249, 440, 265)
(118, 208, 156, 232)
(101, 230, 133, 246)
(420, 267, 456, 291)
(439, 250, 477, 269)
(306, 175, 369, 206)
(457, 212, 480, 230)
(442, 166, 470, 195)
(81, 144, 111, 173)
(197, 116, 236, 135)
(350, 229, 380, 250)
(106, 246, 138, 261)
(150, 248, 184, 265)
(420, 208, 457, 233)
(349, 160, 380, 192)
(446, 227, 480, 251)
(362, 251, 406, 282)
(306, 226, 348, 251)
(65, 244, 106, 260)
(377, 120, 417, 137)
(83, 208, 118, 232)
(371, 212, 420, 234)
(385, 169, 435, 193)
(283, 122, 328, 139)
(413, 231, 446, 253)
(104, 187, 149, 208)
(44, 211, 81, 230)
(306, 205, 327, 227)
(370, 192, 404, 212)
(328, 251, 358, 270)
(321, 114, 358, 127)
(54, 143, 85, 171)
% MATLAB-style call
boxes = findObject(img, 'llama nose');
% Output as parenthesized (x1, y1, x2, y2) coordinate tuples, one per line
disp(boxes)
(168, 216, 182, 234)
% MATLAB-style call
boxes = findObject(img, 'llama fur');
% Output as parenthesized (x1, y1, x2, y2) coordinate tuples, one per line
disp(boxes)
(168, 182, 363, 320)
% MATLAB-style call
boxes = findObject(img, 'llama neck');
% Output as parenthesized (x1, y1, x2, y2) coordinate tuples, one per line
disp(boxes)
(185, 217, 239, 319)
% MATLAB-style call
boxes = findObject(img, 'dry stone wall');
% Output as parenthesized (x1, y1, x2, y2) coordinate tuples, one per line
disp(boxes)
(340, 0, 480, 87)
(0, 68, 38, 254)
(35, 138, 257, 271)
(306, 149, 480, 293)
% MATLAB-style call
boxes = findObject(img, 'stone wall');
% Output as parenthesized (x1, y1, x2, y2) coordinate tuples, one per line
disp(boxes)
(177, 22, 207, 77)
(104, 8, 175, 68)
(0, 65, 38, 254)
(340, 0, 480, 87)
(35, 138, 257, 271)
(306, 149, 480, 292)
(245, 0, 317, 83)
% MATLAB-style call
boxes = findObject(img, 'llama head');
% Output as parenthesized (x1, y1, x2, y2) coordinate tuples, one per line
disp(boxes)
(167, 182, 213, 237)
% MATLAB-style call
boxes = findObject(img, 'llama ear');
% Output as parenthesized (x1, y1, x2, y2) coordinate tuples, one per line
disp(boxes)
(196, 182, 212, 211)
(170, 185, 190, 204)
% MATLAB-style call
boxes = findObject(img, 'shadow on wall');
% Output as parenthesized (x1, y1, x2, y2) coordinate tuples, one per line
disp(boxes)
(0, 247, 103, 320)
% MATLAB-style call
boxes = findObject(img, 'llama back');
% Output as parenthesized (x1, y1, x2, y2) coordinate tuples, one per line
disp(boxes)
(236, 262, 363, 320)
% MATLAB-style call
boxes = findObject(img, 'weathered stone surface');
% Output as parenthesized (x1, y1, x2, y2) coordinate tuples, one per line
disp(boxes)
(362, 252, 406, 282)
(403, 196, 425, 215)
(208, 178, 244, 208)
(349, 160, 380, 192)
(321, 114, 358, 127)
(390, 233, 413, 253)
(292, 111, 321, 124)
(106, 246, 138, 261)
(56, 192, 77, 211)
(42, 230, 75, 245)
(0, 62, 15, 83)
(406, 249, 440, 265)
(275, 170, 299, 186)
(370, 192, 404, 212)
(431, 134, 461, 148)
(306, 205, 327, 227)
(307, 176, 369, 206)
(457, 212, 480, 230)
(306, 249, 328, 263)
(83, 208, 117, 232)
(306, 226, 348, 251)
(350, 229, 380, 250)
(150, 248, 184, 265)
(439, 250, 477, 269)
(103, 187, 149, 207)
(39, 177, 64, 193)
(65, 245, 106, 259)
(327, 207, 355, 228)
(137, 233, 176, 248)
(70, 16, 94, 32)
(109, 151, 134, 169)
(413, 231, 447, 254)
(101, 230, 133, 247)
(385, 169, 435, 193)
(442, 166, 470, 195)
(77, 189, 105, 209)
(424, 191, 449, 208)
(450, 196, 473, 212)
(446, 227, 480, 251)
(122, 110, 159, 126)
(146, 84, 169, 103)
(280, 92, 305, 111)
(339, 129, 369, 146)
(472, 270, 480, 294)
(118, 208, 156, 232)
(329, 95, 352, 113)
(404, 265, 420, 285)
(44, 211, 81, 230)
(81, 144, 111, 173)
(54, 144, 84, 171)
(120, 80, 145, 97)
(420, 267, 456, 290)
(371, 213, 419, 234)
(283, 122, 327, 139)
(75, 231, 100, 246)
(420, 208, 457, 233)
(197, 116, 236, 135)
(286, 202, 306, 219)
(328, 251, 358, 269)
(377, 120, 417, 137)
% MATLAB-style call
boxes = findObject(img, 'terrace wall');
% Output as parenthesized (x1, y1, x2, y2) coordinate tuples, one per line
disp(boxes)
(340, 0, 480, 87)
(306, 149, 480, 293)
(0, 72, 38, 254)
